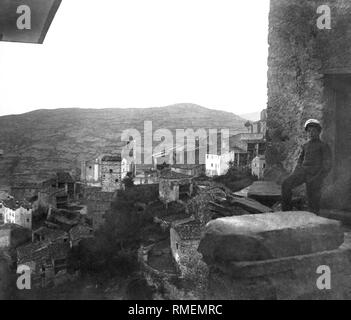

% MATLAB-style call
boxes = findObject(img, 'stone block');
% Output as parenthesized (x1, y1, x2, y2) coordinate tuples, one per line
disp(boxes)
(198, 211, 344, 263)
(206, 235, 351, 300)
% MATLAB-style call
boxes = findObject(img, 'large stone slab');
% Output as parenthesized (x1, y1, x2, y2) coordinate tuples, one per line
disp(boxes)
(198, 211, 344, 263)
(206, 234, 351, 300)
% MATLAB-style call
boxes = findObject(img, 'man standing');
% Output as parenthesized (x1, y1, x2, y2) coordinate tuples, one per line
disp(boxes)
(281, 119, 332, 214)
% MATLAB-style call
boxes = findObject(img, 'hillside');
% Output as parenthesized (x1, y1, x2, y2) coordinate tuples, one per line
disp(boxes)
(0, 103, 246, 188)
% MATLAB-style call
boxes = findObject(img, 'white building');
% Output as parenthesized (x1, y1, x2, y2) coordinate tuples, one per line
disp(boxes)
(2, 199, 32, 230)
(205, 152, 235, 177)
(251, 155, 266, 180)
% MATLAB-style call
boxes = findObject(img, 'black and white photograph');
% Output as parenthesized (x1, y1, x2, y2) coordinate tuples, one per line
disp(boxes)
(0, 0, 350, 304)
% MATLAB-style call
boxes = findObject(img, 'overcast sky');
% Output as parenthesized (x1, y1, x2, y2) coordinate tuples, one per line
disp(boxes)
(0, 0, 270, 117)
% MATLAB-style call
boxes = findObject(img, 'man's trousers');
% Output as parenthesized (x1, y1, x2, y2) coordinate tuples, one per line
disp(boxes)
(281, 166, 324, 214)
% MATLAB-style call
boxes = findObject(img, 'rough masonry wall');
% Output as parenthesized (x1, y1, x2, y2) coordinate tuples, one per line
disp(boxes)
(267, 0, 351, 206)
(101, 161, 122, 192)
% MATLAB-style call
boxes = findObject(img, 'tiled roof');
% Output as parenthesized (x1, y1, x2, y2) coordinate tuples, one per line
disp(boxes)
(2, 198, 32, 210)
(49, 242, 70, 260)
(17, 241, 70, 264)
(101, 154, 122, 162)
(33, 226, 68, 241)
(17, 241, 50, 263)
(69, 224, 93, 242)
(160, 170, 193, 180)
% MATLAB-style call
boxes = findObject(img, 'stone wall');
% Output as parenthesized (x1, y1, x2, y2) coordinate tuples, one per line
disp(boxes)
(101, 160, 122, 192)
(268, 0, 351, 208)
(159, 180, 179, 203)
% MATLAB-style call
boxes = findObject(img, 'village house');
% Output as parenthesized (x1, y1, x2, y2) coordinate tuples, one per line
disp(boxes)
(134, 168, 159, 185)
(101, 155, 125, 192)
(17, 241, 71, 288)
(32, 226, 69, 244)
(81, 158, 101, 187)
(2, 198, 32, 230)
(251, 155, 266, 180)
(10, 178, 55, 203)
(68, 224, 94, 247)
(170, 218, 203, 276)
(159, 170, 194, 204)
(54, 172, 76, 200)
(246, 109, 268, 136)
(205, 152, 235, 177)
(225, 132, 266, 170)
(0, 224, 31, 249)
(46, 207, 84, 231)
(81, 138, 137, 189)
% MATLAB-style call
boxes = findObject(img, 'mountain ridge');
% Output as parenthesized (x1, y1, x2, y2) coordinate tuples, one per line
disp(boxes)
(0, 103, 247, 189)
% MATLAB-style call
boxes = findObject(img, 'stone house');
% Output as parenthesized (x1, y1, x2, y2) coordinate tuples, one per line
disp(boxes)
(159, 171, 194, 204)
(16, 241, 71, 288)
(205, 152, 235, 177)
(170, 218, 202, 276)
(10, 178, 55, 203)
(69, 224, 94, 247)
(247, 109, 268, 136)
(2, 199, 32, 230)
(32, 226, 69, 244)
(267, 0, 351, 209)
(81, 158, 101, 187)
(134, 169, 159, 185)
(251, 155, 266, 180)
(101, 155, 125, 192)
(0, 224, 31, 249)
(54, 172, 76, 200)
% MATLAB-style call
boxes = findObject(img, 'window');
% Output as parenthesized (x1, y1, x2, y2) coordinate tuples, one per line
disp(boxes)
(176, 243, 179, 250)
(109, 169, 113, 174)
(115, 179, 119, 183)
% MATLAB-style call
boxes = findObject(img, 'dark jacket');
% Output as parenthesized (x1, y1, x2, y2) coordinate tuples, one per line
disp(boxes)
(297, 139, 332, 179)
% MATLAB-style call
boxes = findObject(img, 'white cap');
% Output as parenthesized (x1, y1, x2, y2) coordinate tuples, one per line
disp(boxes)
(304, 119, 321, 131)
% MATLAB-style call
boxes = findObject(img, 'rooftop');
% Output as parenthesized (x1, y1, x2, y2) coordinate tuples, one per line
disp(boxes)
(2, 198, 32, 210)
(33, 226, 68, 241)
(17, 241, 70, 264)
(101, 154, 122, 162)
(160, 170, 193, 180)
(171, 164, 204, 169)
(69, 224, 94, 242)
